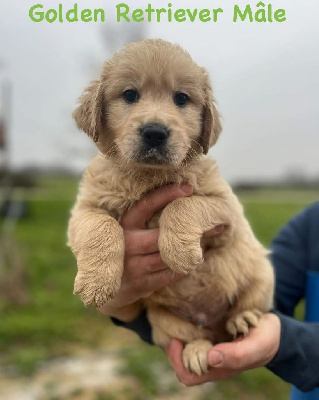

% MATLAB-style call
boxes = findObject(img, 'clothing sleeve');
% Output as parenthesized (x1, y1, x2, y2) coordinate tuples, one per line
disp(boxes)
(110, 309, 153, 345)
(270, 207, 309, 316)
(267, 311, 319, 391)
(266, 202, 319, 391)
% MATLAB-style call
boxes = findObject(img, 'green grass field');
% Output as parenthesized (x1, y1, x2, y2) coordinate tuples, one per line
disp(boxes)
(0, 176, 317, 399)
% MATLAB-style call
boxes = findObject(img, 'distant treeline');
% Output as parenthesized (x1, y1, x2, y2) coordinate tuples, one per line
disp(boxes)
(233, 180, 319, 191)
(1, 167, 319, 190)
(0, 167, 80, 188)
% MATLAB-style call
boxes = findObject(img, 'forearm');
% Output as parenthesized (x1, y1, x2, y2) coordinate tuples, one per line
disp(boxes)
(267, 310, 319, 391)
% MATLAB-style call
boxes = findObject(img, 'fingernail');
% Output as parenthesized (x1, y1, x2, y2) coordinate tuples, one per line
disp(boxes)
(208, 350, 223, 366)
(180, 184, 193, 194)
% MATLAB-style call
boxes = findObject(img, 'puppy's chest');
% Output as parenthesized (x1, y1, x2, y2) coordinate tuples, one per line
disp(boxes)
(96, 164, 205, 219)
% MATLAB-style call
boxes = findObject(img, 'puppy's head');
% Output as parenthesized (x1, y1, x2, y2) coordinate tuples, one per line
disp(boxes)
(73, 39, 221, 167)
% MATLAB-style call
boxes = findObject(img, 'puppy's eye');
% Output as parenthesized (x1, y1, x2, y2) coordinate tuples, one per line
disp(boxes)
(123, 89, 139, 103)
(174, 92, 189, 107)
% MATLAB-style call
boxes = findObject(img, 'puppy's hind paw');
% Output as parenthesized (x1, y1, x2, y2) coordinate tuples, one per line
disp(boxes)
(182, 339, 212, 376)
(226, 309, 263, 338)
(74, 272, 121, 308)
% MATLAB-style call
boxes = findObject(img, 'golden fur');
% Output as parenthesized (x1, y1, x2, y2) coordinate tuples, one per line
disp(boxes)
(68, 39, 274, 376)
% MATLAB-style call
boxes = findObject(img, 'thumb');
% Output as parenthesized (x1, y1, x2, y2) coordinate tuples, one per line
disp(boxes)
(207, 336, 261, 370)
(208, 314, 281, 370)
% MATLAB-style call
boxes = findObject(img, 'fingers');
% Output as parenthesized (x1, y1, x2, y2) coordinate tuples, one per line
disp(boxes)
(124, 229, 159, 255)
(121, 184, 193, 229)
(127, 269, 184, 300)
(127, 253, 166, 274)
(166, 338, 184, 369)
(123, 258, 184, 295)
(145, 269, 185, 292)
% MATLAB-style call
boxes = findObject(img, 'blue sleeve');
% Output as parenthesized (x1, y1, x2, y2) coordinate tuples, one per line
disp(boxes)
(268, 311, 319, 391)
(267, 202, 319, 391)
(271, 206, 310, 315)
(110, 310, 153, 345)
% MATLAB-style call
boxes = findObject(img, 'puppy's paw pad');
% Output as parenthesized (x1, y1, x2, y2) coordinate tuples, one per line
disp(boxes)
(182, 340, 212, 376)
(226, 309, 263, 338)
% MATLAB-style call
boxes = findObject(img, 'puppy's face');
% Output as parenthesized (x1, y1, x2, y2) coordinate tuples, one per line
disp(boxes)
(74, 39, 221, 168)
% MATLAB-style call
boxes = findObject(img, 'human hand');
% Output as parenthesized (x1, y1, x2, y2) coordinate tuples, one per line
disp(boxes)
(99, 184, 224, 321)
(99, 184, 191, 320)
(165, 313, 281, 386)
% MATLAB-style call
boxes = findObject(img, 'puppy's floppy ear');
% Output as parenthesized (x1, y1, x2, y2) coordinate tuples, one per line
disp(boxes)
(73, 80, 104, 143)
(200, 72, 222, 154)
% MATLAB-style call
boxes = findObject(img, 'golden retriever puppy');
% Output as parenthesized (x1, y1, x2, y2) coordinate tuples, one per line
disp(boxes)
(68, 39, 274, 376)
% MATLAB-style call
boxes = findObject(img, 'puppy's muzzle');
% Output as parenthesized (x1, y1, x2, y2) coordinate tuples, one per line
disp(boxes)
(140, 123, 170, 149)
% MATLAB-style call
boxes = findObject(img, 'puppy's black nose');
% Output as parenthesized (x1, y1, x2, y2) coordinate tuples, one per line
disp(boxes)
(141, 124, 169, 148)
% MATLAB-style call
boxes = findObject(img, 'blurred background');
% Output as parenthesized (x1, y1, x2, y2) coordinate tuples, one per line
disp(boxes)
(0, 0, 318, 398)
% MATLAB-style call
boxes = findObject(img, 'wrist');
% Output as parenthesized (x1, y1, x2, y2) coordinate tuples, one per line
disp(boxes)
(263, 312, 281, 364)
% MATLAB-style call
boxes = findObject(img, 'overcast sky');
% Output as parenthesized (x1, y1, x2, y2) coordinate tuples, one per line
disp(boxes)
(0, 0, 318, 182)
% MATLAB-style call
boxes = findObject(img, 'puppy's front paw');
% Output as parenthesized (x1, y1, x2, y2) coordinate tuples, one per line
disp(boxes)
(182, 339, 212, 376)
(74, 270, 121, 308)
(158, 232, 203, 274)
(158, 198, 204, 274)
(226, 309, 263, 338)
